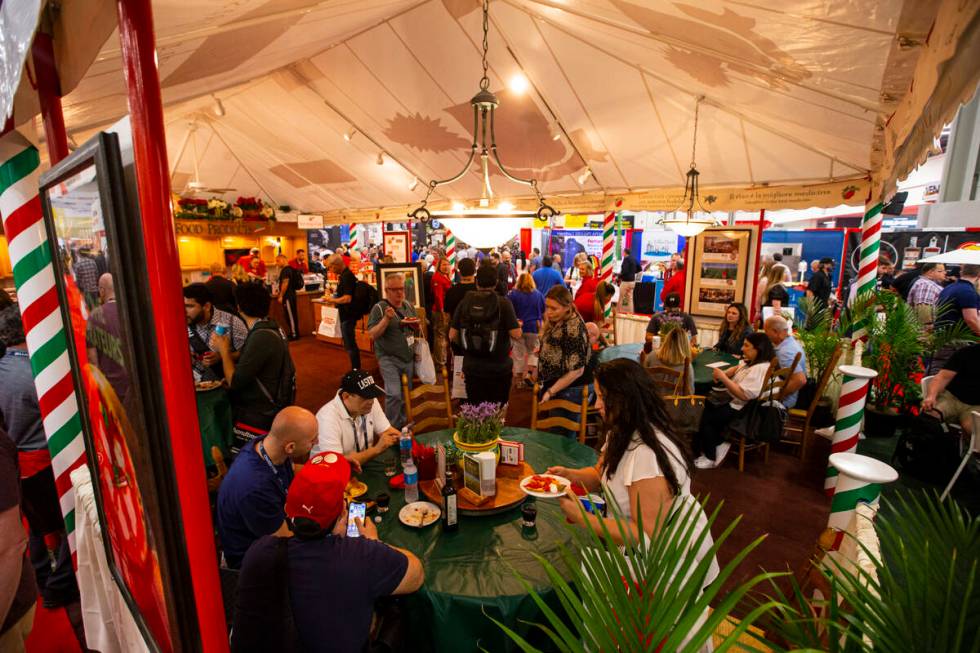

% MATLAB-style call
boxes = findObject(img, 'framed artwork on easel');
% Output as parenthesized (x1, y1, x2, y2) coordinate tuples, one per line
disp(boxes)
(383, 231, 410, 263)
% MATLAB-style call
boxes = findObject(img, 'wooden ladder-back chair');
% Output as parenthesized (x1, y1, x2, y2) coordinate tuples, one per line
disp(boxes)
(781, 343, 842, 461)
(727, 357, 785, 472)
(768, 351, 802, 404)
(646, 357, 691, 396)
(401, 366, 453, 434)
(531, 384, 589, 443)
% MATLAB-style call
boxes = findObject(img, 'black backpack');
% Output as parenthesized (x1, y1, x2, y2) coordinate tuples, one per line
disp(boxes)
(248, 320, 297, 413)
(458, 290, 501, 357)
(350, 281, 379, 320)
(894, 409, 961, 484)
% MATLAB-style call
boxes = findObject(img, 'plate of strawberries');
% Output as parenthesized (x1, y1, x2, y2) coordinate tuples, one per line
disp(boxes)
(520, 473, 571, 499)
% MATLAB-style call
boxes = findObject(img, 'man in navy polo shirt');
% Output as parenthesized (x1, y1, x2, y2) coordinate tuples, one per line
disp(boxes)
(217, 406, 319, 569)
(930, 263, 979, 373)
(232, 451, 424, 653)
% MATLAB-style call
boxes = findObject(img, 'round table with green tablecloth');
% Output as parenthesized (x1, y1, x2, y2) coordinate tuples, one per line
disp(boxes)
(357, 426, 597, 652)
(692, 349, 739, 392)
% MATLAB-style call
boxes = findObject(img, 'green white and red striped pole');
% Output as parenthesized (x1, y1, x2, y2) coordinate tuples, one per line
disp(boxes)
(828, 452, 897, 530)
(445, 228, 456, 267)
(825, 364, 877, 496)
(852, 201, 883, 341)
(349, 222, 358, 251)
(600, 199, 623, 320)
(0, 130, 86, 559)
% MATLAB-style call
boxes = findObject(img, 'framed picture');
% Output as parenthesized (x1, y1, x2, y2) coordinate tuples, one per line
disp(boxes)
(686, 227, 757, 318)
(39, 132, 199, 650)
(375, 262, 425, 310)
(383, 231, 410, 263)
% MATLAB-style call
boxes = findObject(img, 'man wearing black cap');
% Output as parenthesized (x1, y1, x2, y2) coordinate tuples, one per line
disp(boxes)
(313, 370, 401, 465)
(449, 264, 522, 406)
(806, 258, 834, 308)
(645, 292, 698, 345)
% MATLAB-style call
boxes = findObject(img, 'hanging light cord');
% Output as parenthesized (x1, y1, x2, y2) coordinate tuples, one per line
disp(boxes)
(480, 0, 490, 91)
(690, 95, 703, 169)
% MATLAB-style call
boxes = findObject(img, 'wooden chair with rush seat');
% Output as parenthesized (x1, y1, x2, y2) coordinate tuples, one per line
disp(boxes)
(645, 357, 691, 396)
(401, 366, 453, 434)
(531, 383, 589, 443)
(727, 352, 800, 472)
(780, 343, 842, 461)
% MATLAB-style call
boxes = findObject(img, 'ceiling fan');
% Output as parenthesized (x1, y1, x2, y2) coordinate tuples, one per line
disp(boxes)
(172, 121, 236, 195)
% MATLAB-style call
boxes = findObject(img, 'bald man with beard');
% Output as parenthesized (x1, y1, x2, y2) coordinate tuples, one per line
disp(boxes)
(217, 407, 319, 569)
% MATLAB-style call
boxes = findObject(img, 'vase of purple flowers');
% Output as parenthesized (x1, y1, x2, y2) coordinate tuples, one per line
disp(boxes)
(453, 402, 504, 460)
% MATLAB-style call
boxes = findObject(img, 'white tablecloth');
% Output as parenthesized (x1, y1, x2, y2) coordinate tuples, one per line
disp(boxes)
(71, 466, 150, 653)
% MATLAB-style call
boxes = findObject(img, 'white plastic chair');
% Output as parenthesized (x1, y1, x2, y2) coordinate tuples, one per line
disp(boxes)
(940, 411, 980, 501)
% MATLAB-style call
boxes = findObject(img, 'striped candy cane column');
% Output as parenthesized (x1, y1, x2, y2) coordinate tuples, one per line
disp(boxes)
(852, 201, 883, 341)
(445, 228, 456, 266)
(0, 131, 86, 557)
(825, 364, 878, 496)
(349, 222, 358, 251)
(828, 452, 897, 530)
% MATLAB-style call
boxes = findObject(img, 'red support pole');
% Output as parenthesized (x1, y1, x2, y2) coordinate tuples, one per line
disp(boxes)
(31, 30, 69, 165)
(750, 209, 766, 319)
(115, 1, 228, 651)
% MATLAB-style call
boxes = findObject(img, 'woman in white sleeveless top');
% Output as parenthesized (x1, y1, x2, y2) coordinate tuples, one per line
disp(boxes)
(547, 358, 719, 651)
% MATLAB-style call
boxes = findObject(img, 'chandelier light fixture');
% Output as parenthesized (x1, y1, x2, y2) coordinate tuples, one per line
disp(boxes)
(408, 0, 557, 222)
(661, 96, 717, 238)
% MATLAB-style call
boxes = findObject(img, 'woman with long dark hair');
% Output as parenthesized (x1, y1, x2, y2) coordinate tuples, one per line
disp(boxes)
(714, 303, 752, 355)
(694, 332, 775, 469)
(547, 358, 705, 543)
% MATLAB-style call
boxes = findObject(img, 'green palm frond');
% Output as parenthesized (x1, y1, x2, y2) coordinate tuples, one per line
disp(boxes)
(490, 492, 786, 652)
(762, 491, 980, 653)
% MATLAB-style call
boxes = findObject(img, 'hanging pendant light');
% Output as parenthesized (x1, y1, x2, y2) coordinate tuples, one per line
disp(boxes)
(407, 0, 557, 223)
(661, 96, 717, 238)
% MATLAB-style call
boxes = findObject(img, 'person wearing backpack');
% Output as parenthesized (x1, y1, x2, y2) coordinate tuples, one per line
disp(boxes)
(322, 254, 362, 370)
(449, 264, 522, 407)
(214, 282, 297, 453)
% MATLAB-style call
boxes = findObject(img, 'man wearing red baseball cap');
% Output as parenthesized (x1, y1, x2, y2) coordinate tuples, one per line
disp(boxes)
(232, 452, 424, 653)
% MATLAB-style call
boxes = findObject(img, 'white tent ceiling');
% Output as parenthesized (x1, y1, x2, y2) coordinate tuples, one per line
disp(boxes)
(10, 0, 980, 217)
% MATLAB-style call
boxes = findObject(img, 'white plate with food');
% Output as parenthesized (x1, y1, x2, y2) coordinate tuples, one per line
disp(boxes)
(398, 501, 441, 528)
(194, 380, 223, 392)
(520, 474, 571, 499)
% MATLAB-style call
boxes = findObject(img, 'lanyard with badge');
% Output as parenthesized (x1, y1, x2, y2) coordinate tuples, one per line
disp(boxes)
(257, 440, 289, 497)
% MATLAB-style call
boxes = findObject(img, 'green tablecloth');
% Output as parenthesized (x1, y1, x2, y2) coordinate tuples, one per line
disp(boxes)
(196, 388, 233, 466)
(359, 427, 597, 652)
(597, 342, 643, 364)
(692, 350, 739, 389)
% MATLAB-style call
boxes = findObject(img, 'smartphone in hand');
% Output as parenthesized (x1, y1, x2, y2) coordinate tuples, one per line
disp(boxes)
(346, 502, 366, 537)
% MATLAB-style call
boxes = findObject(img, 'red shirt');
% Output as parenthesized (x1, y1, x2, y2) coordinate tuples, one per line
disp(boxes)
(431, 272, 452, 312)
(239, 256, 267, 277)
(288, 258, 309, 274)
(660, 272, 686, 308)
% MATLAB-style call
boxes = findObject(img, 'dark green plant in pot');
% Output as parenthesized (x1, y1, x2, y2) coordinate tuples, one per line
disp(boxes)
(489, 491, 785, 652)
(761, 491, 980, 652)
(796, 296, 844, 383)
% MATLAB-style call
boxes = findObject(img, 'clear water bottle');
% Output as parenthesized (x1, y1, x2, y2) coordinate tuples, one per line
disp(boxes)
(403, 457, 419, 503)
(399, 427, 412, 465)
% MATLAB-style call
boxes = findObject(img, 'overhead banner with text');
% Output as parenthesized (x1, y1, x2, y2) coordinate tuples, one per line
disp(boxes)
(322, 178, 870, 225)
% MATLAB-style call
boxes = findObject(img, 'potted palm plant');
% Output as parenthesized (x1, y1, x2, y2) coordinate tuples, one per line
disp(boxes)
(491, 493, 785, 652)
(761, 491, 980, 652)
(842, 291, 923, 437)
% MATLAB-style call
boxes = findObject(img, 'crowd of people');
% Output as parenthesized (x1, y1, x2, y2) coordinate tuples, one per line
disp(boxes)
(1, 233, 976, 650)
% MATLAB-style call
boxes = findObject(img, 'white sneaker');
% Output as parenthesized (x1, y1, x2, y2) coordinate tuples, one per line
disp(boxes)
(714, 442, 732, 466)
(694, 455, 715, 469)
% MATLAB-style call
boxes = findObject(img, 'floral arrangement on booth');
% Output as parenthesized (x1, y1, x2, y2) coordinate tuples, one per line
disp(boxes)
(172, 194, 276, 222)
(454, 402, 504, 448)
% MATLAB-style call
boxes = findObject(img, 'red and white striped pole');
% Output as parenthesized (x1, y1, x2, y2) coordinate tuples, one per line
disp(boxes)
(349, 222, 358, 251)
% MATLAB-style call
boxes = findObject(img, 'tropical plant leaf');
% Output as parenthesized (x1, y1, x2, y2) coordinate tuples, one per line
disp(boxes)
(493, 491, 786, 653)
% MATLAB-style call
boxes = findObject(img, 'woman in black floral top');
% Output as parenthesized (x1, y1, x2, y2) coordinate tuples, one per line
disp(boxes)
(537, 285, 590, 405)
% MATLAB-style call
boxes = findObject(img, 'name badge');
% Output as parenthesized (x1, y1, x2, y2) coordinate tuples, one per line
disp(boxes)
(406, 336, 415, 347)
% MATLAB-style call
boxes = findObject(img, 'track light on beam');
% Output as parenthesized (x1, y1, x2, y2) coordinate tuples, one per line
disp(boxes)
(577, 168, 592, 185)
(211, 95, 226, 117)
(376, 151, 385, 166)
(344, 127, 357, 143)
(408, 177, 419, 191)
